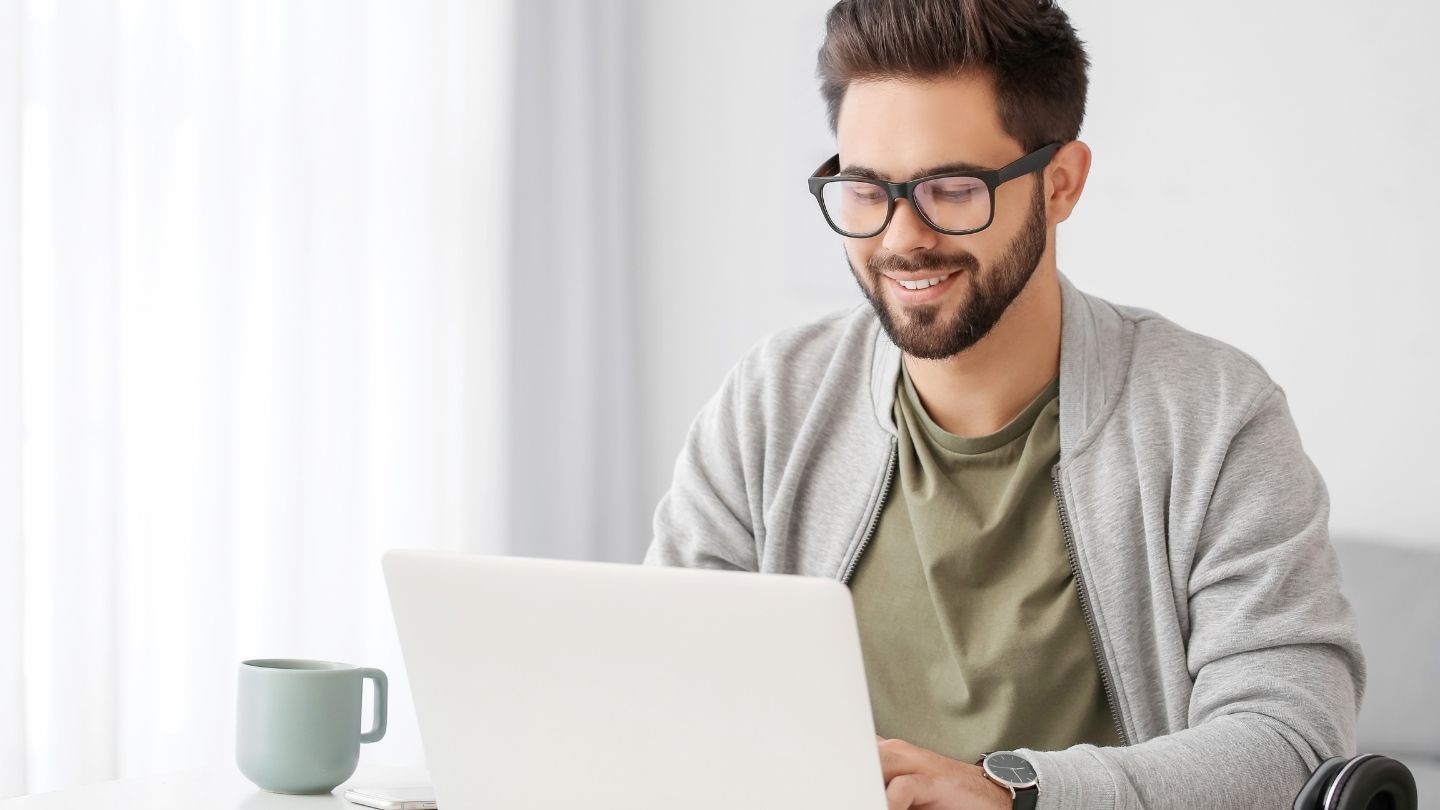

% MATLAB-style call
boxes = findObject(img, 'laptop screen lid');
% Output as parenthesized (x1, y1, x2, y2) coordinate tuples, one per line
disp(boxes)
(382, 550, 886, 810)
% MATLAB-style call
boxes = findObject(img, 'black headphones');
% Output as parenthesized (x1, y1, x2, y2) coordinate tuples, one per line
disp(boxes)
(1292, 754, 1417, 810)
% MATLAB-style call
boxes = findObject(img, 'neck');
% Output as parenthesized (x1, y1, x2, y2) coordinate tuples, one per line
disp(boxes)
(903, 263, 1062, 437)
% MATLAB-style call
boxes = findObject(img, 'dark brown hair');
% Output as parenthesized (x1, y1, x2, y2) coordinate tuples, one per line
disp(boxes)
(817, 0, 1090, 152)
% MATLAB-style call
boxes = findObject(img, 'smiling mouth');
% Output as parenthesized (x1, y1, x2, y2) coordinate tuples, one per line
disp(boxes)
(889, 272, 954, 290)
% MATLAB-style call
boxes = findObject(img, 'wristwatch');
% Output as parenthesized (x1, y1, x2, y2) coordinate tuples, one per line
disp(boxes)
(977, 751, 1039, 810)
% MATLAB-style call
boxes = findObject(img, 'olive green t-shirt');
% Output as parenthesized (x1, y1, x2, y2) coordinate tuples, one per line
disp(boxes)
(848, 363, 1121, 762)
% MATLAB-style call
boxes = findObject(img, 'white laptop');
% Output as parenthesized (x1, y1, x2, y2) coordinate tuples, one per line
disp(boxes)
(382, 549, 886, 810)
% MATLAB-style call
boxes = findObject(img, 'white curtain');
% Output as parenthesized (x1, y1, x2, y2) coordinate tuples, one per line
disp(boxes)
(0, 0, 521, 796)
(2, 0, 25, 796)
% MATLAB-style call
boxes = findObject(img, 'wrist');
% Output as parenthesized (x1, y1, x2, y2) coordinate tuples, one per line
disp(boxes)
(974, 769, 1014, 809)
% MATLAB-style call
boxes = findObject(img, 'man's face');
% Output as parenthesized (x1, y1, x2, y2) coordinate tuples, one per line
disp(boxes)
(835, 74, 1050, 360)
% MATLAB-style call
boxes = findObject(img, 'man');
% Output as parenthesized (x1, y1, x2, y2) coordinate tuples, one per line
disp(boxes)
(643, 0, 1365, 808)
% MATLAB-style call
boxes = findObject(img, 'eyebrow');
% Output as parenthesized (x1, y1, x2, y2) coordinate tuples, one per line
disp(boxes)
(839, 159, 991, 181)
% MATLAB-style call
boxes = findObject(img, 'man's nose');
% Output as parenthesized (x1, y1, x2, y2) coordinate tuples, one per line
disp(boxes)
(881, 199, 940, 255)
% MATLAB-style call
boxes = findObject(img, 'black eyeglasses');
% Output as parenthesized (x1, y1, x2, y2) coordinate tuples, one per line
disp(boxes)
(806, 142, 1062, 238)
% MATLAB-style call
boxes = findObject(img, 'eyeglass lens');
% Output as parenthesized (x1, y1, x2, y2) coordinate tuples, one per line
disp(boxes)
(820, 175, 990, 236)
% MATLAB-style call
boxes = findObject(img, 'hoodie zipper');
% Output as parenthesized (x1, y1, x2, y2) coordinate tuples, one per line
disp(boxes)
(840, 440, 898, 585)
(1051, 463, 1131, 746)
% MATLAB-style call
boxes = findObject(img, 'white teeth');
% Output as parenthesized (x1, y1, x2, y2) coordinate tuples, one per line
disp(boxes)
(896, 273, 951, 290)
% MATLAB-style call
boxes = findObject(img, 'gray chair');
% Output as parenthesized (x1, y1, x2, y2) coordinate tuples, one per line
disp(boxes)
(1334, 537, 1440, 803)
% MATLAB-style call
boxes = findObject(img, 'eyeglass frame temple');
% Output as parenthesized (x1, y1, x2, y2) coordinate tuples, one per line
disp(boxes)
(806, 141, 1063, 237)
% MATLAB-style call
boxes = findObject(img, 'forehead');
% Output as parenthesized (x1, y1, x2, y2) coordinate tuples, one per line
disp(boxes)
(835, 74, 1020, 179)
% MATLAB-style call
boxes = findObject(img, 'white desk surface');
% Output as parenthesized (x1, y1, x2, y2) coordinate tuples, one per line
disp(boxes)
(0, 763, 431, 810)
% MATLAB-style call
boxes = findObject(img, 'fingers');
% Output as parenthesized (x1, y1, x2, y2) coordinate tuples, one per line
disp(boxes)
(886, 772, 939, 810)
(877, 736, 929, 783)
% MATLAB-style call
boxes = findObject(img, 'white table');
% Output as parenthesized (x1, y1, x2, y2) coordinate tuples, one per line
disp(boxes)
(0, 764, 431, 809)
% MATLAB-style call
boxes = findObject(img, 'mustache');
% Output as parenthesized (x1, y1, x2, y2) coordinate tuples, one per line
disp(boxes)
(867, 250, 979, 275)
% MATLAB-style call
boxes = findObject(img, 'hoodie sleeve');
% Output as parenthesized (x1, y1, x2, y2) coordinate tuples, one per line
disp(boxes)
(1017, 383, 1366, 810)
(642, 356, 760, 572)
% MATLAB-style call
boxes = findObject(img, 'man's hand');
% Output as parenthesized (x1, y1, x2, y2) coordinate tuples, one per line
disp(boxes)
(876, 735, 1012, 810)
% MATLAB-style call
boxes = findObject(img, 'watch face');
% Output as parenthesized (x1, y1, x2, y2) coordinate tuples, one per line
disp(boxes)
(983, 752, 1038, 789)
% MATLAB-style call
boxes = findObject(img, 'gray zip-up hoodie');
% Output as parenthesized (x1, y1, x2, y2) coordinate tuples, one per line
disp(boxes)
(643, 272, 1365, 809)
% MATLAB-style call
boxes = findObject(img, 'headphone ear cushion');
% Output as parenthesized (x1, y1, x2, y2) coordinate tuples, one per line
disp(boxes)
(1294, 757, 1350, 810)
(1330, 755, 1417, 810)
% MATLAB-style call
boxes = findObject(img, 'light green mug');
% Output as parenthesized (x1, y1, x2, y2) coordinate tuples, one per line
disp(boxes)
(236, 659, 388, 794)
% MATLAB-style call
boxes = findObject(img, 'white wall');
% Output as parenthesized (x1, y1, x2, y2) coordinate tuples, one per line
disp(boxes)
(631, 0, 852, 549)
(630, 0, 1440, 551)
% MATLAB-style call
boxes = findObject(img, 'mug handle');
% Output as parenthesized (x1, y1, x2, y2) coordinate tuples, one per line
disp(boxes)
(359, 668, 388, 744)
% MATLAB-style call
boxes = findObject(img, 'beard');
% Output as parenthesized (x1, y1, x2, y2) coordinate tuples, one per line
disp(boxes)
(850, 181, 1048, 360)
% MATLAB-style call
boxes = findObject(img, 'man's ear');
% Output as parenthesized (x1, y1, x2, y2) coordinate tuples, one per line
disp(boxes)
(1044, 140, 1092, 225)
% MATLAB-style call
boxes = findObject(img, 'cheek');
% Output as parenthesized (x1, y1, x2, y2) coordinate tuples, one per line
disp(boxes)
(986, 190, 1041, 244)
(844, 239, 879, 274)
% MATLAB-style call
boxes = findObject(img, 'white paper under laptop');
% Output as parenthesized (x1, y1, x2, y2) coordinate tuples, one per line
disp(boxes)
(383, 549, 886, 810)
